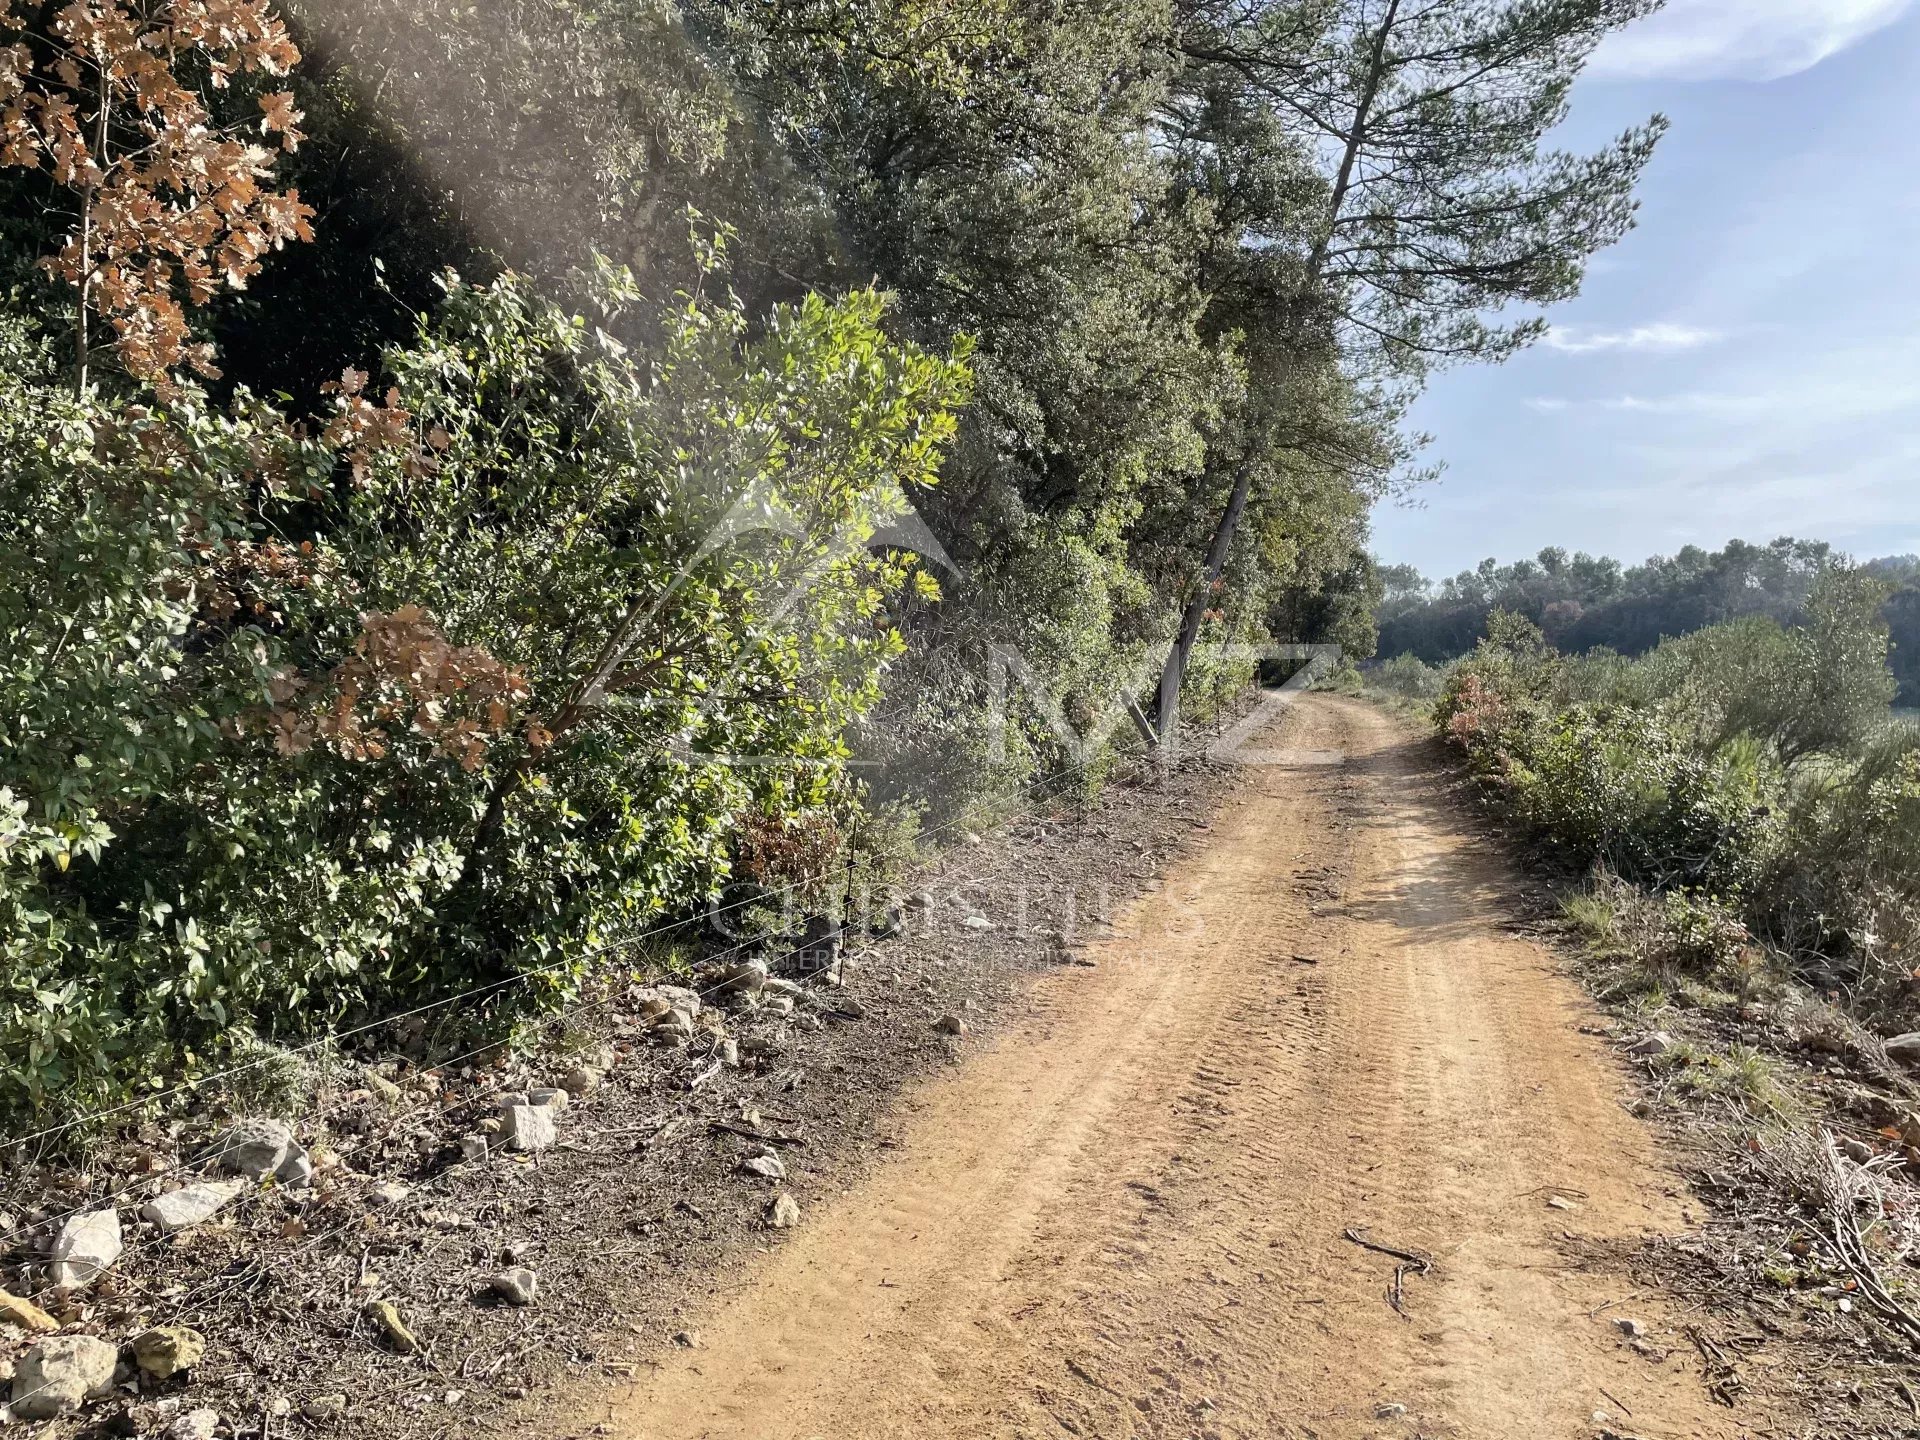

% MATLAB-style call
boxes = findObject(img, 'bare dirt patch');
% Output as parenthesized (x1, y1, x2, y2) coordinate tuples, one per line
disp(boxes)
(549, 695, 1770, 1440)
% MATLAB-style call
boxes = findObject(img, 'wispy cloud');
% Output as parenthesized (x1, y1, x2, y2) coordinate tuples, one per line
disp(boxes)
(1591, 0, 1913, 82)
(1542, 322, 1723, 354)
(1524, 392, 1750, 415)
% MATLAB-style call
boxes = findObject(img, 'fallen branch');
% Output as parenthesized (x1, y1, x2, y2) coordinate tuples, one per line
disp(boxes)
(1343, 1226, 1434, 1320)
(708, 1120, 806, 1148)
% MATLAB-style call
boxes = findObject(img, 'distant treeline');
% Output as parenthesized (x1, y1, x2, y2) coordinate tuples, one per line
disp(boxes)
(1377, 538, 1920, 703)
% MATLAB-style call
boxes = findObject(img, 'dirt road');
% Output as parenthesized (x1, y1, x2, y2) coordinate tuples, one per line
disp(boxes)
(584, 696, 1755, 1439)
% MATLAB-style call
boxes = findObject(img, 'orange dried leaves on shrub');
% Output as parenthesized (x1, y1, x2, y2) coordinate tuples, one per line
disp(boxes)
(265, 608, 533, 773)
(0, 0, 313, 390)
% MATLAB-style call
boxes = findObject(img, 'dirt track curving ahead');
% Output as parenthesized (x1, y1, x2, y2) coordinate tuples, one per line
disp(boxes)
(577, 696, 1760, 1440)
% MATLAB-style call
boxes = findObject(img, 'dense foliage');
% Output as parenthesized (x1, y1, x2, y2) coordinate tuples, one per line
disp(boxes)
(1434, 583, 1920, 1016)
(0, 0, 1656, 1130)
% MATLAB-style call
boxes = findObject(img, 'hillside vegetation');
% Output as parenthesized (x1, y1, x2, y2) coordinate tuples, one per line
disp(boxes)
(1377, 537, 1920, 704)
(1403, 579, 1920, 1028)
(0, 0, 1665, 1133)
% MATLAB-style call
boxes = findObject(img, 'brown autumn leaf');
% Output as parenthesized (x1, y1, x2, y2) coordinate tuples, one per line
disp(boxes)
(0, 0, 314, 390)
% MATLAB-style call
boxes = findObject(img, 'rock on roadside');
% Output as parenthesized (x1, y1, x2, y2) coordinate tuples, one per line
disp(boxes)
(0, 1288, 59, 1335)
(48, 1209, 121, 1289)
(767, 1193, 802, 1229)
(162, 1408, 220, 1440)
(12, 1334, 118, 1420)
(133, 1326, 206, 1380)
(740, 1154, 786, 1181)
(500, 1103, 557, 1154)
(204, 1118, 313, 1186)
(141, 1180, 245, 1235)
(487, 1268, 538, 1306)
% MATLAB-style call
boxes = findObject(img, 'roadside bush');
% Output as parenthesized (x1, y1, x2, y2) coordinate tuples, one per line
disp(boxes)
(1438, 584, 1920, 1023)
(0, 257, 971, 1130)
(1366, 653, 1443, 701)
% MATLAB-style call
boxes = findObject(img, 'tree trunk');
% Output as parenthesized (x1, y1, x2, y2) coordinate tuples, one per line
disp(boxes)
(1153, 456, 1253, 741)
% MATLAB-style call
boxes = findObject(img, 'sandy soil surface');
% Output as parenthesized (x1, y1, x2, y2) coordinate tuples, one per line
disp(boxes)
(564, 695, 1766, 1440)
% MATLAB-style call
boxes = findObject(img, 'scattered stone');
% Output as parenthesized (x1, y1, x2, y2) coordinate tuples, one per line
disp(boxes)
(720, 1039, 741, 1068)
(1374, 1402, 1408, 1420)
(932, 1015, 967, 1037)
(367, 1073, 403, 1105)
(0, 1289, 59, 1335)
(459, 1134, 490, 1162)
(1843, 1139, 1875, 1165)
(134, 1326, 206, 1380)
(528, 1086, 570, 1111)
(163, 1407, 220, 1440)
(672, 1330, 699, 1348)
(303, 1394, 348, 1420)
(962, 913, 994, 931)
(767, 1193, 802, 1229)
(1626, 1033, 1676, 1059)
(876, 905, 906, 938)
(906, 890, 934, 912)
(740, 1154, 787, 1181)
(11, 1334, 118, 1419)
(141, 1180, 244, 1235)
(495, 1091, 531, 1109)
(650, 1010, 696, 1042)
(1882, 1033, 1920, 1065)
(205, 1118, 295, 1179)
(766, 996, 795, 1018)
(713, 961, 769, 997)
(48, 1209, 122, 1289)
(1546, 1195, 1576, 1211)
(500, 1103, 557, 1154)
(478, 1116, 503, 1136)
(1614, 1317, 1646, 1339)
(277, 1146, 316, 1188)
(560, 1066, 602, 1098)
(368, 1181, 411, 1207)
(488, 1268, 538, 1307)
(364, 1299, 420, 1355)
(658, 985, 702, 1019)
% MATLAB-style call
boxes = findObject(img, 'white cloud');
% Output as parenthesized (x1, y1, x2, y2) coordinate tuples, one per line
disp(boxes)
(1591, 0, 1913, 81)
(1542, 322, 1723, 354)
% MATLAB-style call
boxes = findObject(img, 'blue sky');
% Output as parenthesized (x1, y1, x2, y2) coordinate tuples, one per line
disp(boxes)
(1372, 0, 1920, 582)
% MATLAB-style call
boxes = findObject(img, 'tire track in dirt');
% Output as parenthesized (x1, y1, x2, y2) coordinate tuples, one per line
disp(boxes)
(558, 695, 1765, 1440)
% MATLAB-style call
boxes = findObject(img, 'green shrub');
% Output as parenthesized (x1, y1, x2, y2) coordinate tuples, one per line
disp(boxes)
(0, 256, 971, 1131)
(1367, 652, 1443, 700)
(1438, 574, 1918, 1022)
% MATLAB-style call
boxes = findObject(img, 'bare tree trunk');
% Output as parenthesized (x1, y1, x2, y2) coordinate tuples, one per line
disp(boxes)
(1153, 456, 1252, 740)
